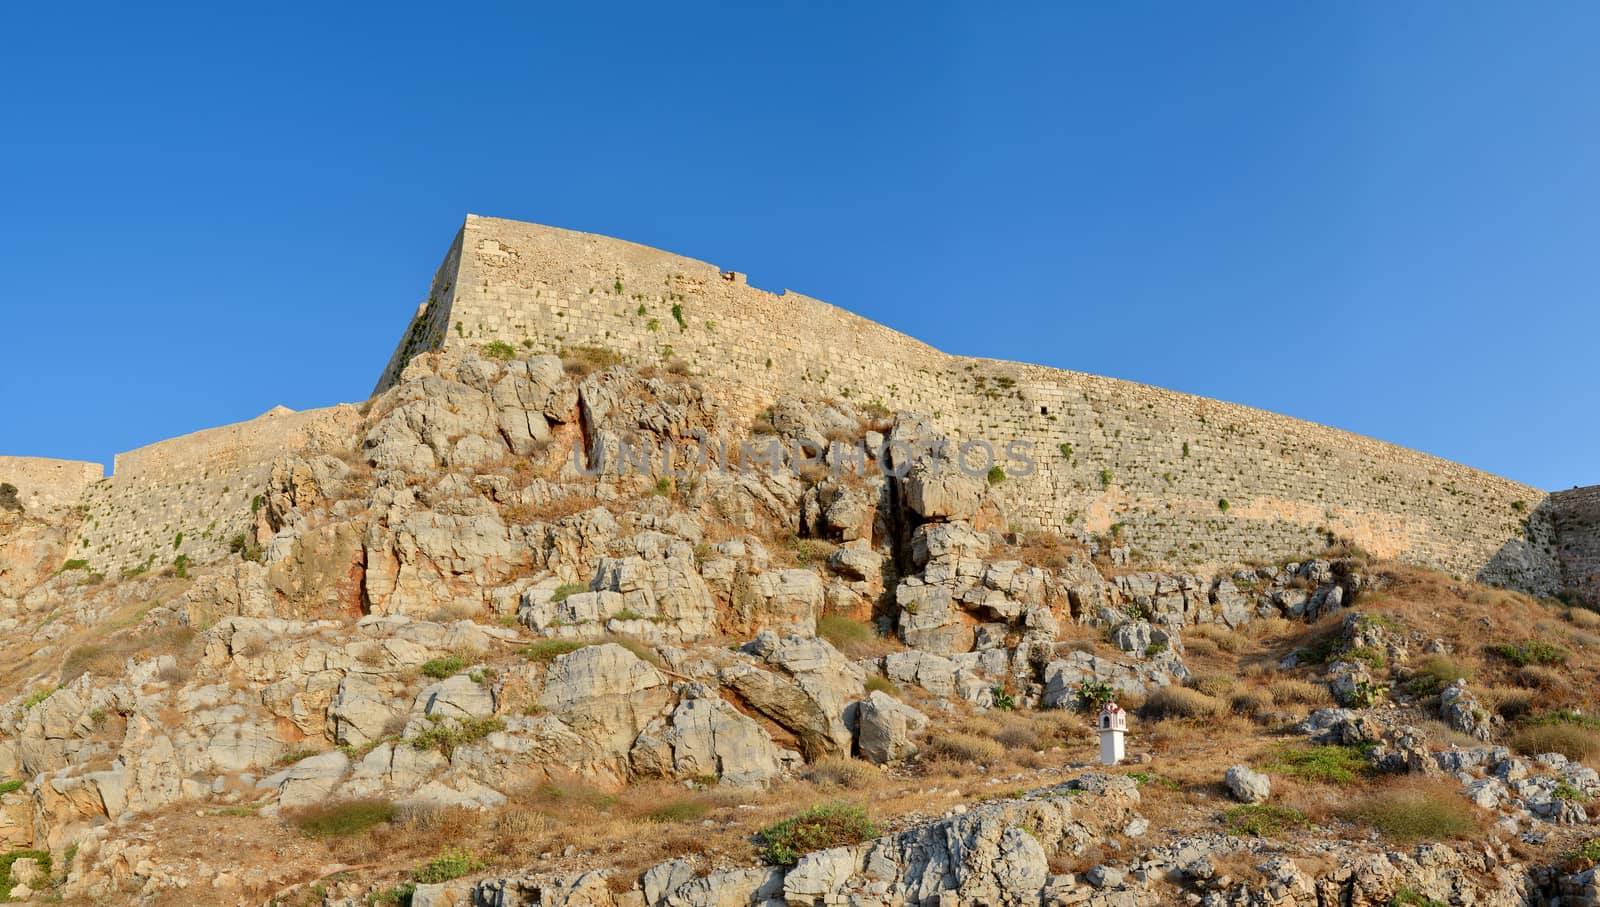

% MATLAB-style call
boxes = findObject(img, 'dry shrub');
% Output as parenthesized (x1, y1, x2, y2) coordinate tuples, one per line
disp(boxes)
(1029, 709, 1083, 747)
(1567, 608, 1600, 630)
(1267, 678, 1331, 706)
(1340, 779, 1483, 841)
(561, 344, 623, 376)
(1014, 532, 1086, 570)
(1229, 686, 1275, 715)
(994, 721, 1041, 751)
(805, 756, 879, 788)
(504, 492, 602, 524)
(816, 614, 893, 659)
(1416, 719, 1488, 749)
(290, 798, 397, 837)
(1510, 724, 1600, 762)
(1142, 686, 1225, 721)
(1571, 630, 1600, 650)
(1481, 685, 1535, 720)
(1517, 665, 1569, 691)
(928, 733, 1006, 764)
(1187, 673, 1234, 698)
(1189, 623, 1248, 654)
(957, 715, 1005, 737)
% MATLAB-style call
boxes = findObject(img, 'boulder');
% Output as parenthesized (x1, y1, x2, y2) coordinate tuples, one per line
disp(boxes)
(1224, 765, 1271, 804)
(856, 691, 928, 764)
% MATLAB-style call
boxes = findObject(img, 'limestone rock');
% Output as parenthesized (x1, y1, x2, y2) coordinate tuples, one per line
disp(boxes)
(856, 691, 928, 764)
(630, 687, 794, 787)
(538, 643, 671, 760)
(1224, 765, 1271, 804)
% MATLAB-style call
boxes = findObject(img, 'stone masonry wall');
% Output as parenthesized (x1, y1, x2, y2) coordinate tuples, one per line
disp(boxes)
(373, 215, 1558, 583)
(1551, 486, 1600, 606)
(72, 405, 361, 575)
(0, 457, 104, 518)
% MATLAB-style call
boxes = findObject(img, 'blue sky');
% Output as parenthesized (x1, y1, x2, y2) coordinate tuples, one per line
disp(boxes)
(1, 3, 1594, 490)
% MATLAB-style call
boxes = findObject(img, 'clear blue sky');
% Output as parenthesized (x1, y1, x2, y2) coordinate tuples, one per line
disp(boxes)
(2, 3, 1594, 491)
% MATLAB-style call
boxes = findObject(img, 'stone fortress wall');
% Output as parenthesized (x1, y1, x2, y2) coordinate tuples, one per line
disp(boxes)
(0, 457, 103, 517)
(375, 215, 1568, 586)
(2, 405, 360, 576)
(1549, 486, 1600, 606)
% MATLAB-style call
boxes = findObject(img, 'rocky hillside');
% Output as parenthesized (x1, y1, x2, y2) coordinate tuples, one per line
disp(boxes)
(4, 348, 1600, 906)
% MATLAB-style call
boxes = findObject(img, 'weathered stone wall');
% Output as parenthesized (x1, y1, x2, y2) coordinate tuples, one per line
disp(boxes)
(373, 215, 1559, 583)
(0, 457, 103, 517)
(72, 405, 361, 575)
(1551, 486, 1600, 606)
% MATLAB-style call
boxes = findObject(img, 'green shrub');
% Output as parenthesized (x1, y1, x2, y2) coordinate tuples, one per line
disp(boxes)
(1099, 468, 1113, 488)
(1492, 641, 1568, 667)
(172, 554, 191, 578)
(759, 803, 878, 866)
(987, 466, 1006, 485)
(1566, 837, 1600, 871)
(413, 848, 485, 884)
(551, 583, 587, 603)
(20, 687, 57, 711)
(1223, 804, 1308, 836)
(408, 717, 505, 756)
(522, 639, 587, 663)
(59, 558, 90, 573)
(1217, 498, 1229, 512)
(1341, 782, 1479, 841)
(480, 340, 516, 360)
(420, 656, 465, 679)
(670, 303, 686, 330)
(1075, 680, 1116, 712)
(0, 781, 20, 796)
(292, 799, 397, 837)
(1262, 744, 1368, 784)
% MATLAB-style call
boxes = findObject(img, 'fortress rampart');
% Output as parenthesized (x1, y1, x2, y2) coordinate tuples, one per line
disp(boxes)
(375, 215, 1565, 586)
(2, 406, 360, 577)
(0, 457, 104, 516)
(1550, 486, 1600, 606)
